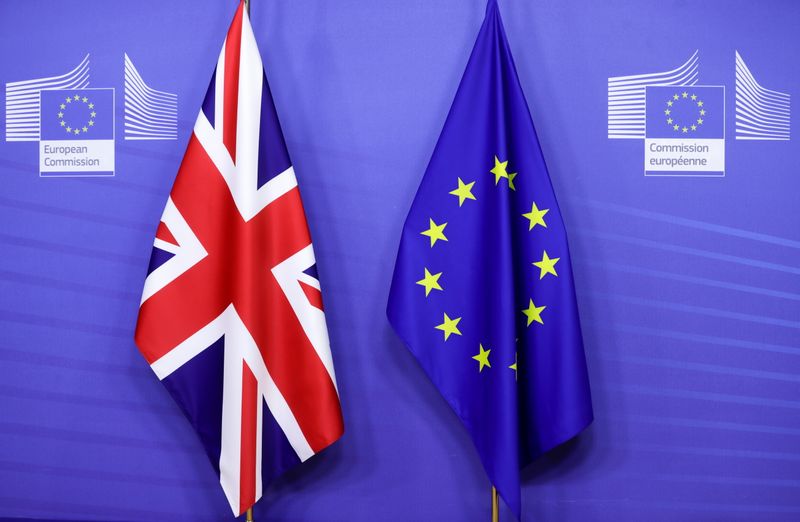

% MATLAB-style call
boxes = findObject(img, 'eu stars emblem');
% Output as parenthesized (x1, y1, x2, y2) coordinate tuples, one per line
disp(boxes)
(39, 88, 115, 177)
(387, 1, 592, 518)
(57, 93, 97, 136)
(644, 84, 725, 176)
(40, 89, 113, 143)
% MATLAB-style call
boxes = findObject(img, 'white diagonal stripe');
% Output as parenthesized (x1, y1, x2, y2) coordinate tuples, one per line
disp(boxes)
(140, 197, 208, 304)
(150, 305, 314, 514)
(272, 244, 340, 394)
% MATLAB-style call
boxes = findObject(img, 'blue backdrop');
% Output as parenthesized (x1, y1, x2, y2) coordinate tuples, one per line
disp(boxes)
(1, 1, 799, 521)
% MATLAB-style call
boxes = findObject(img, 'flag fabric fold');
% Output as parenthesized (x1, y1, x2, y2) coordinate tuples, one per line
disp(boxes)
(134, 1, 344, 515)
(387, 1, 593, 517)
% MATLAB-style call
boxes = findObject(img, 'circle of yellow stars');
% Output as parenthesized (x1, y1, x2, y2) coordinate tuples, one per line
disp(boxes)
(414, 154, 561, 377)
(664, 91, 706, 134)
(58, 94, 96, 136)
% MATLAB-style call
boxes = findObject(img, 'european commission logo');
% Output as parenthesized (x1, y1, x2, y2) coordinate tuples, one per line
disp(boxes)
(608, 50, 791, 178)
(4, 53, 178, 178)
(39, 88, 114, 177)
(644, 85, 724, 176)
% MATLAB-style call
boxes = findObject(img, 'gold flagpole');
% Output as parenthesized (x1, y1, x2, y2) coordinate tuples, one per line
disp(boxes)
(246, 508, 254, 522)
(491, 486, 499, 522)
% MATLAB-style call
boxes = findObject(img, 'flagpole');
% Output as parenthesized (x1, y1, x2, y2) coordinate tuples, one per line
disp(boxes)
(491, 486, 499, 522)
(246, 508, 254, 522)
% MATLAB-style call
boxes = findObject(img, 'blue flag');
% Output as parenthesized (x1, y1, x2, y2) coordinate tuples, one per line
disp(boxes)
(386, 1, 592, 517)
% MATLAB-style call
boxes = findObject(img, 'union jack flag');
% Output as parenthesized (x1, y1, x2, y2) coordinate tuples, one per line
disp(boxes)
(134, 2, 344, 515)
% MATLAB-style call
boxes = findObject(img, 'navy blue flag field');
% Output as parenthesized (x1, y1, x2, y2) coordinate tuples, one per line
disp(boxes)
(387, 1, 593, 517)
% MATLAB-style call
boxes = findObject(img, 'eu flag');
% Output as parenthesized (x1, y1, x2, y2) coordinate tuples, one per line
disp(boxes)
(386, 1, 592, 517)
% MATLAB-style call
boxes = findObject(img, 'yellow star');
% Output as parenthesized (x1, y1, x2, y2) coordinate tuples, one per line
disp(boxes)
(449, 177, 476, 206)
(73, 128, 80, 135)
(532, 250, 559, 279)
(421, 218, 448, 247)
(88, 120, 94, 126)
(66, 98, 71, 104)
(88, 103, 94, 109)
(73, 94, 80, 101)
(59, 103, 65, 109)
(66, 126, 72, 132)
(673, 124, 679, 131)
(697, 101, 704, 107)
(90, 111, 96, 117)
(435, 313, 462, 341)
(82, 126, 88, 132)
(57, 112, 63, 118)
(490, 155, 509, 184)
(522, 202, 549, 230)
(82, 97, 88, 103)
(673, 94, 679, 100)
(691, 124, 697, 131)
(507, 172, 517, 191)
(416, 268, 443, 297)
(697, 118, 703, 124)
(472, 344, 491, 372)
(682, 91, 688, 98)
(59, 121, 65, 127)
(666, 118, 673, 124)
(682, 126, 688, 133)
(664, 109, 671, 115)
(522, 298, 546, 326)
(690, 94, 697, 101)
(509, 353, 518, 380)
(667, 100, 673, 107)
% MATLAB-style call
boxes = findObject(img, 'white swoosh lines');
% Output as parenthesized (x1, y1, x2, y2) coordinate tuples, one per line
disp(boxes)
(124, 53, 178, 140)
(608, 51, 699, 139)
(4, 54, 90, 142)
(735, 51, 790, 141)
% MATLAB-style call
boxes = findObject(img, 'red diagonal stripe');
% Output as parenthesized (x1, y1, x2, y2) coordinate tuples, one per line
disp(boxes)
(155, 221, 178, 247)
(299, 281, 324, 311)
(241, 262, 343, 452)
